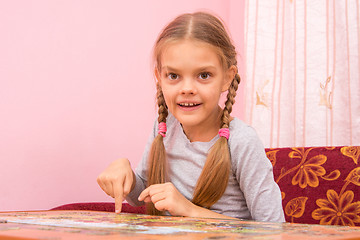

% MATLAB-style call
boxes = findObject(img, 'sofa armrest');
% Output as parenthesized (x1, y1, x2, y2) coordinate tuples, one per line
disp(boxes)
(51, 202, 146, 214)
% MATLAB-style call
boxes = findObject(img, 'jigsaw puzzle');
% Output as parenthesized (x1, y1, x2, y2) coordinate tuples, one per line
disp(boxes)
(0, 210, 359, 239)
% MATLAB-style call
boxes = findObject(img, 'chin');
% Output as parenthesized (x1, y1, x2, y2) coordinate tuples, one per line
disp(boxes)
(176, 115, 202, 127)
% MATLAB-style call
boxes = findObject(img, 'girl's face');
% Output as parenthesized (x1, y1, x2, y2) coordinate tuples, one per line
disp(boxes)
(156, 39, 236, 138)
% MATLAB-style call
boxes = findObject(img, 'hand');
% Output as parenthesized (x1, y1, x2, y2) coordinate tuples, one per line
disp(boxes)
(97, 158, 135, 213)
(138, 182, 195, 216)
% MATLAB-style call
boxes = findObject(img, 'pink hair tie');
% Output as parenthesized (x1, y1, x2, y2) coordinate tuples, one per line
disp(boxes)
(158, 122, 167, 137)
(218, 128, 230, 140)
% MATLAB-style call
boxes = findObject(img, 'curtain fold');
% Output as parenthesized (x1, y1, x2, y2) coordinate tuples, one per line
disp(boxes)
(244, 0, 360, 148)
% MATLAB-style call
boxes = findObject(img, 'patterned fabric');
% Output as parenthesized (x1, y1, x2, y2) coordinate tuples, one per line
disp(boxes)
(266, 146, 360, 226)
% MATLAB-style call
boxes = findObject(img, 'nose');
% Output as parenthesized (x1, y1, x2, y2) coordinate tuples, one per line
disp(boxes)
(180, 78, 196, 95)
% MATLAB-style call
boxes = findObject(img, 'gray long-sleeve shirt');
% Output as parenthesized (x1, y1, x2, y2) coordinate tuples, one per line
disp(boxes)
(126, 114, 285, 222)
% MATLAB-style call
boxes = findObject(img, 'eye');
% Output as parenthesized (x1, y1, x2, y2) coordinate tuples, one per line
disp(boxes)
(167, 73, 179, 80)
(199, 72, 211, 80)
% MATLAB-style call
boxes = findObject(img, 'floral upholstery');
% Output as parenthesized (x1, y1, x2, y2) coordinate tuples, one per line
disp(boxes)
(266, 146, 360, 226)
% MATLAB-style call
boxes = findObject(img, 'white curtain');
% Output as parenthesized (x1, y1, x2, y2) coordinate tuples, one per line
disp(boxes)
(244, 0, 360, 148)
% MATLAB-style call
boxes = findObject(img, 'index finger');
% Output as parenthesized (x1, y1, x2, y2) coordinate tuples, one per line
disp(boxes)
(113, 181, 123, 214)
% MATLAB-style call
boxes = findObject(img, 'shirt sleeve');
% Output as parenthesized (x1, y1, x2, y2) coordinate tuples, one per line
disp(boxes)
(231, 126, 285, 222)
(125, 120, 157, 206)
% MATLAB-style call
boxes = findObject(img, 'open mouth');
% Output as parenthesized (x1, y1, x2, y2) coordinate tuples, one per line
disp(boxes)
(178, 103, 201, 107)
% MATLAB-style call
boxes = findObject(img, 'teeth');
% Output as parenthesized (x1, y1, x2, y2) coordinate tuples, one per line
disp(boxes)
(180, 103, 197, 107)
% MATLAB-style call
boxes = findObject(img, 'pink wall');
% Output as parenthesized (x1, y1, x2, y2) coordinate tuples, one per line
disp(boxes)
(0, 0, 244, 211)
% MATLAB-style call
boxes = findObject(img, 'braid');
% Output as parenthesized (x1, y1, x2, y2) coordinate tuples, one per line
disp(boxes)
(192, 73, 241, 209)
(221, 73, 241, 128)
(146, 83, 168, 215)
(156, 82, 168, 124)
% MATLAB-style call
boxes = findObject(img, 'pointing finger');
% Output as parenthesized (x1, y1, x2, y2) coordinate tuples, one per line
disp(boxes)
(113, 181, 123, 214)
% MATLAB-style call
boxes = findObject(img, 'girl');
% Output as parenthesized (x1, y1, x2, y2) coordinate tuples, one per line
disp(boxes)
(97, 12, 285, 222)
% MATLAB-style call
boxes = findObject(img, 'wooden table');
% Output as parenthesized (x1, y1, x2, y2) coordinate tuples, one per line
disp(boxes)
(0, 210, 359, 239)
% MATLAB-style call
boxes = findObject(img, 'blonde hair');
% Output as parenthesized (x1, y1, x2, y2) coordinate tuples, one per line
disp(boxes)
(147, 12, 241, 215)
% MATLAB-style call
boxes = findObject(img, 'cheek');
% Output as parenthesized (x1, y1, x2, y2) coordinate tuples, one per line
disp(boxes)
(202, 88, 222, 101)
(161, 89, 174, 107)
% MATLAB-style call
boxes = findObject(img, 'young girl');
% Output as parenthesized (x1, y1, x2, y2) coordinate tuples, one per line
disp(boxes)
(97, 12, 285, 222)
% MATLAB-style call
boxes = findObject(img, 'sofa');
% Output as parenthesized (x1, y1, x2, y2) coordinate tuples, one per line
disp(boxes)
(52, 146, 360, 226)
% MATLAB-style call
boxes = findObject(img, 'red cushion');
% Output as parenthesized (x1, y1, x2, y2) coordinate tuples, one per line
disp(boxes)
(51, 202, 145, 214)
(266, 146, 360, 226)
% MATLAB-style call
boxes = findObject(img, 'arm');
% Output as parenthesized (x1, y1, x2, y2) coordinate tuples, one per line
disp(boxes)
(190, 205, 238, 219)
(125, 119, 158, 206)
(233, 127, 285, 222)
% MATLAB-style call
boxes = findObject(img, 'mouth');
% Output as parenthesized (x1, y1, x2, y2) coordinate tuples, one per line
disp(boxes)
(178, 102, 201, 107)
(177, 102, 202, 111)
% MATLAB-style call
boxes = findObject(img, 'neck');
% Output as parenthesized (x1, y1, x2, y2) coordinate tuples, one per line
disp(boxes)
(182, 106, 223, 142)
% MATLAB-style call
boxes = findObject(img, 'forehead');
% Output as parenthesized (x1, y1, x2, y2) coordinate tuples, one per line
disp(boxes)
(160, 39, 223, 70)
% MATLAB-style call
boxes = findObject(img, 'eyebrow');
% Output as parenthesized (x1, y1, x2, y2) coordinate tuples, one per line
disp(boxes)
(161, 65, 217, 72)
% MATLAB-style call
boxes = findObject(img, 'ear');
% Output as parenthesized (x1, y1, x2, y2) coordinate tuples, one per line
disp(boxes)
(221, 65, 237, 92)
(154, 67, 162, 86)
